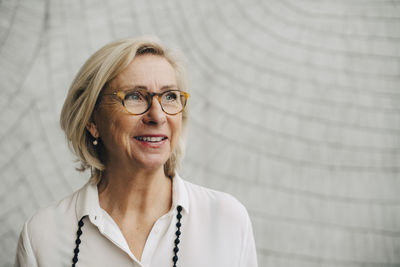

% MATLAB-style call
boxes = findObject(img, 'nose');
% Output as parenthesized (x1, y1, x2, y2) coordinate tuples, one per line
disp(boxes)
(142, 96, 166, 125)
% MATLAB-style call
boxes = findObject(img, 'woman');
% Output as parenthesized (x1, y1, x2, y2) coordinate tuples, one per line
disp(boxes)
(15, 37, 258, 267)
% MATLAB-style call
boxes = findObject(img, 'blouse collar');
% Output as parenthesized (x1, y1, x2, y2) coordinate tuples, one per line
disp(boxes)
(75, 173, 190, 223)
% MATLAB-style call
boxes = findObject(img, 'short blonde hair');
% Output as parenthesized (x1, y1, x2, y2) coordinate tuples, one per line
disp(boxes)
(60, 37, 188, 183)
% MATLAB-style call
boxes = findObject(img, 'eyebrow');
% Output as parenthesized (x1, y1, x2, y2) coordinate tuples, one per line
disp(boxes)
(117, 85, 178, 92)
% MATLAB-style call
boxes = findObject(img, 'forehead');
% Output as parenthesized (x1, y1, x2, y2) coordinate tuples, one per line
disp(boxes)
(107, 54, 177, 92)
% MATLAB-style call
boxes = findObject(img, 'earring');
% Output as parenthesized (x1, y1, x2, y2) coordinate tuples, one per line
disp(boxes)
(93, 138, 98, 146)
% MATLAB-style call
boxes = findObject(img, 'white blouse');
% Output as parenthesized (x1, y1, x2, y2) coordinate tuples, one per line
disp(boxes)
(15, 174, 258, 267)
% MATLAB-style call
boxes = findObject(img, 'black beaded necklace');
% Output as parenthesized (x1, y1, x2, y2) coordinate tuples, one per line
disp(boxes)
(72, 205, 183, 267)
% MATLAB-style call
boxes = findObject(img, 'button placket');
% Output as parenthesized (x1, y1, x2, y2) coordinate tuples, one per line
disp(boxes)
(140, 215, 170, 265)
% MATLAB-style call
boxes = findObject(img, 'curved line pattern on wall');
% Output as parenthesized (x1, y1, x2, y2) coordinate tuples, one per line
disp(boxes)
(1, 0, 400, 266)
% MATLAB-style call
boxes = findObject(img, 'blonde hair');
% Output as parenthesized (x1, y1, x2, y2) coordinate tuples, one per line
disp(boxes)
(60, 37, 188, 183)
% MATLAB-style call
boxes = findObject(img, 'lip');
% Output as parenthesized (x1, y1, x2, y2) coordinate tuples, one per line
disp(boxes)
(135, 134, 168, 138)
(134, 134, 168, 148)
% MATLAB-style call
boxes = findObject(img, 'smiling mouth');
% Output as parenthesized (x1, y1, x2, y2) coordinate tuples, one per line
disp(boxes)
(134, 136, 168, 142)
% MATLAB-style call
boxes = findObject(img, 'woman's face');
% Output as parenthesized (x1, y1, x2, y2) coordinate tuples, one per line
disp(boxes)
(92, 54, 182, 172)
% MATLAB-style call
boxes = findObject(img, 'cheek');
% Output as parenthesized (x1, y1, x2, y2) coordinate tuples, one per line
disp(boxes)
(100, 120, 137, 158)
(109, 121, 131, 142)
(97, 107, 136, 152)
(170, 116, 183, 148)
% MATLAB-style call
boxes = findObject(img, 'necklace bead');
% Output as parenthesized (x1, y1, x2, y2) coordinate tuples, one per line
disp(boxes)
(72, 216, 86, 267)
(172, 205, 183, 266)
(71, 206, 183, 266)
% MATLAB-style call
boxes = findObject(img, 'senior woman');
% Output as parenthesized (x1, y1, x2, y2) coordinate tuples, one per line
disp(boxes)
(15, 37, 257, 267)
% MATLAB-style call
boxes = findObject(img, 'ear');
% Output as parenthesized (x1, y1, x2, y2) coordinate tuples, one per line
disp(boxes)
(86, 121, 99, 138)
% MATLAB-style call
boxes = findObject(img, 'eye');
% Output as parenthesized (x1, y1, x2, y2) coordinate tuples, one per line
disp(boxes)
(125, 91, 146, 102)
(164, 91, 179, 101)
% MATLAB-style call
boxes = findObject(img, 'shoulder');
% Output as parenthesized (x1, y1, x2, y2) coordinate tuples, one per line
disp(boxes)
(183, 179, 249, 225)
(28, 186, 80, 227)
(16, 183, 89, 266)
(24, 184, 83, 249)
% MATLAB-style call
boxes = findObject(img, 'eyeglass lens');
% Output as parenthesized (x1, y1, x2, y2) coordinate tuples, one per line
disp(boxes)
(123, 90, 186, 115)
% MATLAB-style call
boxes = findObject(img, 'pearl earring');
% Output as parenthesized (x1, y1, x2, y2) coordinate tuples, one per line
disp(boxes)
(93, 139, 98, 146)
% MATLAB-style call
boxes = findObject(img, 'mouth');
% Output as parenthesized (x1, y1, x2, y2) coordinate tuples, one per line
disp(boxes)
(134, 136, 168, 143)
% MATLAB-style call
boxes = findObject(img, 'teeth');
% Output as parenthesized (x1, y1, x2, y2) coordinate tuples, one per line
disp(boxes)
(136, 136, 166, 142)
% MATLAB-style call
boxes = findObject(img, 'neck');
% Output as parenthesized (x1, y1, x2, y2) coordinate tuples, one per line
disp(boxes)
(98, 162, 173, 219)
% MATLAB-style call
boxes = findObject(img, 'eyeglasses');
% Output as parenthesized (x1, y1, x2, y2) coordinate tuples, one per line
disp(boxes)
(103, 89, 190, 115)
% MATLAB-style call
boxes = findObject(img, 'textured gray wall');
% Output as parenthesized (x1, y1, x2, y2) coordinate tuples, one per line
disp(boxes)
(1, 0, 400, 266)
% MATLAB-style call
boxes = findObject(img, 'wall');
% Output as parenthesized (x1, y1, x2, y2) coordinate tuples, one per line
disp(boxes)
(1, 0, 400, 266)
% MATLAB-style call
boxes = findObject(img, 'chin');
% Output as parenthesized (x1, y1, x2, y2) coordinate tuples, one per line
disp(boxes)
(134, 155, 170, 171)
